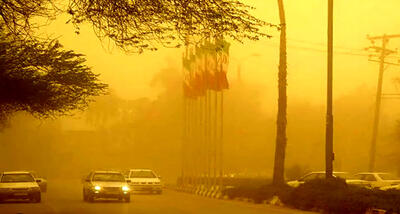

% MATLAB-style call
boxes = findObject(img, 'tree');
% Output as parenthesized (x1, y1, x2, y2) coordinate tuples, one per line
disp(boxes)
(0, 29, 107, 128)
(0, 0, 273, 52)
(0, 0, 272, 118)
(0, 0, 272, 122)
(272, 0, 287, 186)
(0, 0, 56, 37)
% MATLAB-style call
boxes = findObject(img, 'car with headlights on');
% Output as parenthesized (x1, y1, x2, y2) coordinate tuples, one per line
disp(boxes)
(0, 171, 42, 202)
(126, 169, 162, 194)
(82, 171, 131, 202)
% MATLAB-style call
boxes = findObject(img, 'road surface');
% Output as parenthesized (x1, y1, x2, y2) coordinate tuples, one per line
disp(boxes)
(0, 180, 314, 214)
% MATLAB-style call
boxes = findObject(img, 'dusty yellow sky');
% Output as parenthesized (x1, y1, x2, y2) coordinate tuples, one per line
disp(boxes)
(41, 0, 400, 110)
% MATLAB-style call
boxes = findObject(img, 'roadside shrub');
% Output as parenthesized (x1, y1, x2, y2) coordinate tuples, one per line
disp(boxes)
(285, 178, 400, 214)
(217, 175, 400, 214)
(222, 181, 293, 203)
(223, 177, 400, 214)
(253, 184, 294, 204)
(370, 189, 400, 213)
(222, 182, 264, 200)
(286, 178, 370, 213)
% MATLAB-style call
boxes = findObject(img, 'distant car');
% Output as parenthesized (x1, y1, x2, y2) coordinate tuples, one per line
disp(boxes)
(354, 172, 400, 188)
(82, 171, 131, 202)
(287, 171, 370, 188)
(0, 171, 42, 203)
(126, 169, 162, 194)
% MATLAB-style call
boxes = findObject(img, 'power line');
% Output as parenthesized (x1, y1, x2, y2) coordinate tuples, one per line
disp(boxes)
(368, 59, 400, 66)
(264, 42, 371, 57)
(284, 38, 400, 59)
(287, 38, 365, 52)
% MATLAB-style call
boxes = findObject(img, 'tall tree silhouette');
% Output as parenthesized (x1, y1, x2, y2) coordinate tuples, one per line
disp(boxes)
(272, 0, 287, 186)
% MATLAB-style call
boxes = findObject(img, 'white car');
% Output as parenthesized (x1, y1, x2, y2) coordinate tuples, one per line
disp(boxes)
(0, 171, 42, 202)
(287, 171, 370, 188)
(354, 172, 400, 188)
(126, 169, 162, 194)
(82, 171, 131, 202)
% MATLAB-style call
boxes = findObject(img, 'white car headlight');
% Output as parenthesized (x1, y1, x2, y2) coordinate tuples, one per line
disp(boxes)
(94, 185, 101, 191)
(122, 186, 130, 191)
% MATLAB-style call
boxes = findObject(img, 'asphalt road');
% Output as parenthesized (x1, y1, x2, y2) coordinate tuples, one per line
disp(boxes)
(0, 180, 314, 214)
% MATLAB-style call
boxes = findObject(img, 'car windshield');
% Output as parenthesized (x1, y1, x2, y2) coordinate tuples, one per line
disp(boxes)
(1, 174, 34, 183)
(93, 173, 125, 182)
(379, 173, 399, 180)
(130, 171, 156, 178)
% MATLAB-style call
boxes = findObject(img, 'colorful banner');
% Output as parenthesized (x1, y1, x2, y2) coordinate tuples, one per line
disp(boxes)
(183, 39, 230, 98)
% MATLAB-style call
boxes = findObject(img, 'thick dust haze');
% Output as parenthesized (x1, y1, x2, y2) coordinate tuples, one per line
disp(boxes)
(3, 0, 400, 213)
(1, 60, 400, 183)
(1, 0, 400, 185)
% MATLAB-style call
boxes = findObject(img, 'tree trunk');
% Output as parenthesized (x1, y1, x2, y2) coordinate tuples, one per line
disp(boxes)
(272, 0, 287, 186)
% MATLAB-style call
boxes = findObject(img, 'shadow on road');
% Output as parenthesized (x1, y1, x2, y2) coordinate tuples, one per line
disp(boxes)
(87, 199, 127, 203)
(132, 192, 161, 195)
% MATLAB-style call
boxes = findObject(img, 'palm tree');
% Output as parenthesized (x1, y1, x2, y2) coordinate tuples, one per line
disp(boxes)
(272, 0, 288, 186)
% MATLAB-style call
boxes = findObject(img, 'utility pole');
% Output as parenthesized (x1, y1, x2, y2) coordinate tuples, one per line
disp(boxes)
(366, 34, 399, 171)
(325, 0, 334, 179)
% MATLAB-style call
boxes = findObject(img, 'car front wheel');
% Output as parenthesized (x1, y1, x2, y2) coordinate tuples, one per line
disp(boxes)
(124, 195, 130, 202)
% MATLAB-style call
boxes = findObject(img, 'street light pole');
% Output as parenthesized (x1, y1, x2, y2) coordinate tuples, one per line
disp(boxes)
(325, 0, 334, 179)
